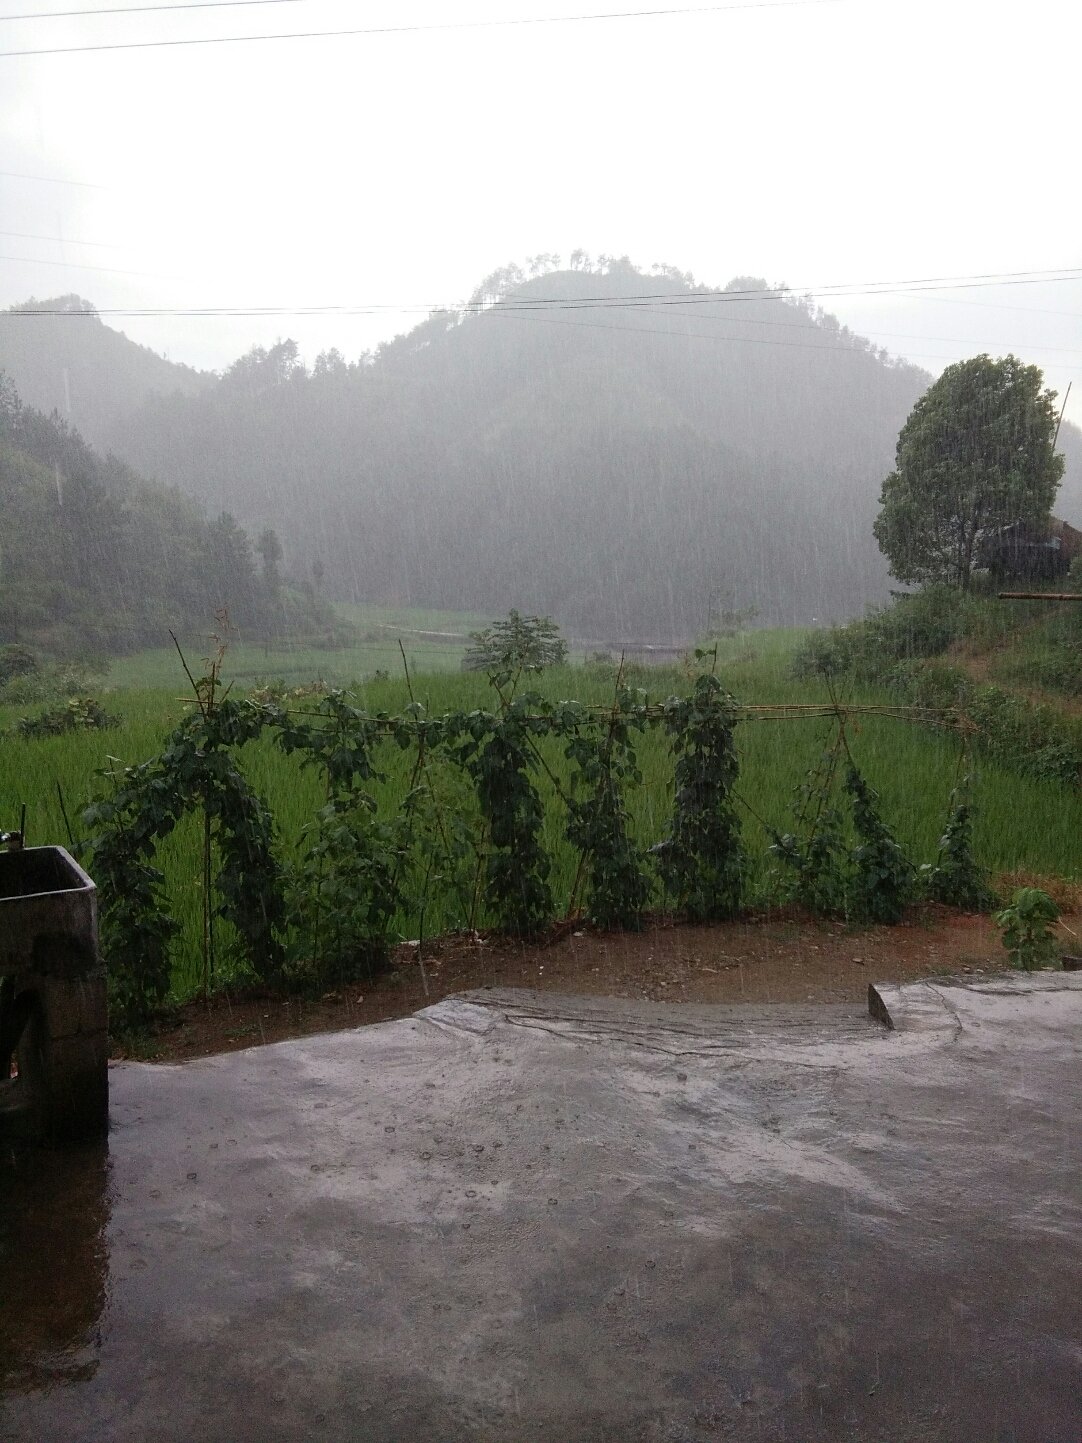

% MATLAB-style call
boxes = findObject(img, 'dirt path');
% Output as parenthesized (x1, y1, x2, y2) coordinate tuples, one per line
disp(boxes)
(132, 904, 1040, 1063)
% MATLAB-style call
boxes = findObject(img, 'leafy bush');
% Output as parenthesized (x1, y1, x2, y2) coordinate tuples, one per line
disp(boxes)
(564, 690, 651, 930)
(14, 696, 119, 739)
(463, 610, 568, 679)
(792, 586, 966, 682)
(885, 661, 1082, 784)
(920, 779, 995, 910)
(995, 887, 1060, 970)
(1001, 644, 1082, 697)
(845, 766, 916, 923)
(792, 587, 1021, 686)
(452, 696, 555, 934)
(0, 644, 37, 685)
(289, 798, 406, 985)
(0, 657, 108, 706)
(654, 672, 746, 922)
(770, 758, 918, 923)
(790, 627, 863, 681)
(768, 753, 851, 917)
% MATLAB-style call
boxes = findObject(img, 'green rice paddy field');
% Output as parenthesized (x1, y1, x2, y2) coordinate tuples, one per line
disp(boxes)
(2, 618, 1080, 1000)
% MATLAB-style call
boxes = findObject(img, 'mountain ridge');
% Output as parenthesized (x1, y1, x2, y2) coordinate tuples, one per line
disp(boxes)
(3, 266, 1079, 638)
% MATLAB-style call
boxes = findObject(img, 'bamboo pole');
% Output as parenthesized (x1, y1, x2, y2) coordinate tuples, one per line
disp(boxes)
(998, 592, 1082, 601)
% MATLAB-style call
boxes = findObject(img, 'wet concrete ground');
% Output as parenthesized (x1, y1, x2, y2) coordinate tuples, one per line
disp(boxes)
(2, 974, 1080, 1442)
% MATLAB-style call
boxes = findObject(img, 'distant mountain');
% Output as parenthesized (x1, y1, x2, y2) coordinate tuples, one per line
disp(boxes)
(0, 295, 211, 451)
(4, 264, 1080, 638)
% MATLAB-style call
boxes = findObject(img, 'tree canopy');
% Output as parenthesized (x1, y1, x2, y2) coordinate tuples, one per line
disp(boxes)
(873, 354, 1065, 590)
(463, 610, 568, 677)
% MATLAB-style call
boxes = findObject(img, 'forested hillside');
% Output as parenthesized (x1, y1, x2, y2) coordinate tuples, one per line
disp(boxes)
(0, 295, 211, 448)
(108, 263, 932, 634)
(0, 375, 339, 656)
(5, 262, 1080, 638)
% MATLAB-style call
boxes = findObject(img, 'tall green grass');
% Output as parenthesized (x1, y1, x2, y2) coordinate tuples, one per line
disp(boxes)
(94, 601, 495, 690)
(3, 628, 1080, 1002)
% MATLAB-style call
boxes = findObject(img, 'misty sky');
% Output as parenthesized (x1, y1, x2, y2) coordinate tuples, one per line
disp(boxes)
(1, 0, 1079, 421)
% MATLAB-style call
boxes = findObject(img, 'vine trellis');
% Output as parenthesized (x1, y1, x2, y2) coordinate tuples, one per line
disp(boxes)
(81, 659, 978, 1028)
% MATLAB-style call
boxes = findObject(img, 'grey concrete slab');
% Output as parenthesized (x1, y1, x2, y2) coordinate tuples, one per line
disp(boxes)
(2, 976, 1081, 1442)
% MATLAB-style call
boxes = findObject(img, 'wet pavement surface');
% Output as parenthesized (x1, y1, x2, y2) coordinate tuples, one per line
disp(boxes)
(1, 974, 1080, 1442)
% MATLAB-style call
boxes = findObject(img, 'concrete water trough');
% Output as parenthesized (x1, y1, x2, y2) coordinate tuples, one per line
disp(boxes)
(0, 845, 108, 1143)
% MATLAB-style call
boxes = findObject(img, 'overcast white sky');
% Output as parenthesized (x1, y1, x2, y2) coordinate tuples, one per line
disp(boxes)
(1, 0, 1080, 421)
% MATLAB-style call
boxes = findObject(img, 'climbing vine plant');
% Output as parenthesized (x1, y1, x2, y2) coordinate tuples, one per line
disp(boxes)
(562, 685, 651, 930)
(654, 672, 746, 922)
(81, 653, 985, 1030)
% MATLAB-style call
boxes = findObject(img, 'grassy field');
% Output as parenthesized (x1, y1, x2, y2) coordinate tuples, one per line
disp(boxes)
(3, 620, 1081, 1001)
(102, 602, 495, 692)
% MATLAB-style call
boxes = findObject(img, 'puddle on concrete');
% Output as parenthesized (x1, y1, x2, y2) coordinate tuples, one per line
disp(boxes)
(0, 1141, 111, 1392)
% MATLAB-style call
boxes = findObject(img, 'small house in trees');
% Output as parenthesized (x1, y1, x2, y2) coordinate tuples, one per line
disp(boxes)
(977, 516, 1082, 580)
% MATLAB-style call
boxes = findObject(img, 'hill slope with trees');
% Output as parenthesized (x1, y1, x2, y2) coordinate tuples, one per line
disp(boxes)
(4, 260, 1080, 638)
(0, 295, 212, 450)
(0, 374, 339, 656)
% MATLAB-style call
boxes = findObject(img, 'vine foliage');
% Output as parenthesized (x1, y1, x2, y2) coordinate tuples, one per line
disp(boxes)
(563, 688, 651, 930)
(453, 697, 554, 935)
(80, 651, 994, 1031)
(654, 672, 746, 921)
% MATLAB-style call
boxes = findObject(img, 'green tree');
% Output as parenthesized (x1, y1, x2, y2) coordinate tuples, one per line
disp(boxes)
(256, 527, 283, 594)
(204, 512, 258, 620)
(874, 355, 1064, 590)
(463, 610, 568, 679)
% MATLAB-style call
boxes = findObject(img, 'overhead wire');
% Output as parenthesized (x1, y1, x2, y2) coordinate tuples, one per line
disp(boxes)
(0, 0, 844, 58)
(0, 167, 106, 186)
(2, 266, 1077, 373)
(0, 0, 311, 19)
(2, 267, 1080, 319)
(0, 251, 172, 277)
(630, 303, 1082, 359)
(0, 226, 123, 248)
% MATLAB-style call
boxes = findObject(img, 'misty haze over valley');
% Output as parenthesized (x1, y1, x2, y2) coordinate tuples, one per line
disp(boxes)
(3, 261, 1081, 645)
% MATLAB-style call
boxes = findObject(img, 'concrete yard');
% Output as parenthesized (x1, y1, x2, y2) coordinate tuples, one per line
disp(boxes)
(2, 974, 1080, 1441)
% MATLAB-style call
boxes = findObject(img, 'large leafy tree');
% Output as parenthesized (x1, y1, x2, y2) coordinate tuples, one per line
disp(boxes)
(874, 354, 1064, 590)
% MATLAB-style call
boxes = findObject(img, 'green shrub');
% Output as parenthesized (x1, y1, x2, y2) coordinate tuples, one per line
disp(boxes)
(792, 587, 966, 683)
(0, 643, 38, 685)
(920, 779, 995, 910)
(768, 753, 851, 918)
(995, 887, 1060, 970)
(463, 610, 567, 678)
(0, 657, 108, 706)
(14, 696, 119, 739)
(885, 661, 1082, 784)
(845, 765, 916, 924)
(288, 798, 406, 986)
(654, 672, 746, 922)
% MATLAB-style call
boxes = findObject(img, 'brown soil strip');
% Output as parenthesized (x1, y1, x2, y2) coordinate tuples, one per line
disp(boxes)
(126, 904, 1038, 1064)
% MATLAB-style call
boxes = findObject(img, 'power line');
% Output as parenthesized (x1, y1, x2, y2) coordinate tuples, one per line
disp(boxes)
(1, 0, 307, 20)
(632, 303, 1082, 359)
(0, 0, 843, 58)
(490, 267, 1082, 311)
(0, 226, 123, 248)
(3, 267, 1080, 319)
(0, 167, 106, 186)
(904, 291, 1082, 323)
(0, 251, 171, 277)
